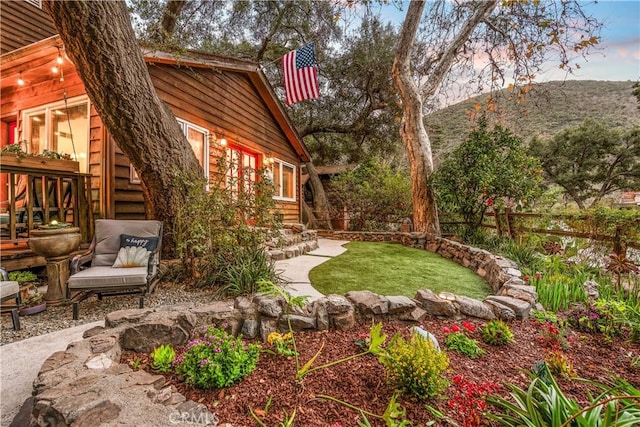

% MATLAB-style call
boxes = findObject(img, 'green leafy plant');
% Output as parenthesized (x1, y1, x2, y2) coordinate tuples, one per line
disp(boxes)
(249, 395, 297, 427)
(487, 364, 640, 426)
(8, 270, 38, 283)
(267, 331, 297, 357)
(481, 320, 514, 346)
(378, 330, 449, 400)
(150, 344, 176, 372)
(130, 357, 142, 370)
(544, 349, 576, 379)
(175, 327, 260, 389)
(443, 331, 484, 359)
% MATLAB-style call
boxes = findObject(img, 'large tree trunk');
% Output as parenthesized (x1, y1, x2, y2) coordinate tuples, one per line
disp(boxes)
(305, 162, 333, 230)
(392, 1, 440, 236)
(44, 0, 202, 255)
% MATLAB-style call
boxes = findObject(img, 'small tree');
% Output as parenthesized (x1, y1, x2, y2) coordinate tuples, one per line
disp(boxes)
(329, 158, 412, 231)
(529, 119, 640, 209)
(434, 119, 543, 234)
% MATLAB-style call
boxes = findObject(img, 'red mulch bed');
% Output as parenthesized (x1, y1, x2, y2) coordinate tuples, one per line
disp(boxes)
(121, 317, 640, 426)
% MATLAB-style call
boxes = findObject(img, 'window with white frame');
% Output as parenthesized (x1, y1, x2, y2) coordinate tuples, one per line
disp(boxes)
(272, 159, 296, 201)
(22, 96, 90, 173)
(131, 118, 209, 183)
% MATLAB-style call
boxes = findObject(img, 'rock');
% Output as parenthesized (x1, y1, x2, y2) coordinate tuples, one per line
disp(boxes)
(241, 319, 259, 339)
(485, 296, 532, 319)
(505, 267, 522, 278)
(399, 306, 428, 322)
(105, 308, 154, 327)
(454, 295, 495, 320)
(411, 326, 441, 351)
(331, 309, 356, 330)
(85, 353, 113, 370)
(255, 295, 284, 318)
(583, 279, 599, 302)
(190, 300, 238, 324)
(313, 300, 330, 331)
(269, 250, 285, 260)
(386, 295, 417, 314)
(234, 296, 252, 311)
(499, 284, 538, 304)
(83, 325, 106, 338)
(121, 321, 191, 353)
(125, 370, 165, 389)
(346, 290, 389, 315)
(259, 318, 278, 342)
(72, 400, 122, 427)
(483, 299, 516, 321)
(280, 314, 316, 331)
(89, 334, 118, 354)
(324, 295, 353, 315)
(415, 289, 457, 317)
(502, 277, 526, 287)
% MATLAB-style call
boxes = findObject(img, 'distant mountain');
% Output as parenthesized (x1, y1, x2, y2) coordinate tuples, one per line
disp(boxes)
(425, 80, 639, 162)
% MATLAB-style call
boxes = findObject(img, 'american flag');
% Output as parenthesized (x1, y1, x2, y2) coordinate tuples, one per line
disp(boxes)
(282, 44, 319, 106)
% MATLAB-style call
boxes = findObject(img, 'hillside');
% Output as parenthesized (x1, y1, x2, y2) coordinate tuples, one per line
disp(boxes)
(425, 80, 639, 160)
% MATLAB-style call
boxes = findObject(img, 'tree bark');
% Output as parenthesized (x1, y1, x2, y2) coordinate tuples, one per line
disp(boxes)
(155, 0, 188, 44)
(44, 0, 203, 255)
(305, 162, 333, 230)
(392, 1, 440, 236)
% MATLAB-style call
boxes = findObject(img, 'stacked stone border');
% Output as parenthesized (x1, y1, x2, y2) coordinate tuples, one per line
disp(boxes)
(31, 232, 538, 426)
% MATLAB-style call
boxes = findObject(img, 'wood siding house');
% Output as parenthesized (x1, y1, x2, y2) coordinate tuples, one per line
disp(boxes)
(0, 2, 310, 268)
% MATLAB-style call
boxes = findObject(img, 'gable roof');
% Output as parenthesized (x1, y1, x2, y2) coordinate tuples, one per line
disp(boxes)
(1, 36, 310, 163)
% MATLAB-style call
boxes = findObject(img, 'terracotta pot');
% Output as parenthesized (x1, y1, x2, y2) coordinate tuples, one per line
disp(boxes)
(19, 302, 46, 316)
(28, 227, 81, 259)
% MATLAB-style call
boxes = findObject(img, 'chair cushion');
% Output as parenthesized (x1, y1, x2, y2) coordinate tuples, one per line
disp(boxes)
(112, 234, 159, 268)
(91, 220, 162, 267)
(0, 281, 20, 299)
(68, 266, 148, 290)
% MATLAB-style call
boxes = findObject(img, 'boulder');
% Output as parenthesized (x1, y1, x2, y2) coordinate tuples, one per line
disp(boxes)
(105, 308, 154, 328)
(386, 295, 417, 314)
(414, 289, 457, 317)
(483, 298, 516, 321)
(241, 319, 259, 339)
(255, 295, 284, 318)
(324, 295, 353, 315)
(190, 300, 238, 325)
(499, 284, 538, 304)
(331, 309, 356, 331)
(411, 326, 441, 351)
(346, 290, 389, 315)
(399, 306, 428, 322)
(454, 295, 495, 320)
(279, 314, 316, 331)
(121, 320, 191, 353)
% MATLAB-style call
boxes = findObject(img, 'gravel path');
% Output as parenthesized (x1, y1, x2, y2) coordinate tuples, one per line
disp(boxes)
(1, 280, 217, 345)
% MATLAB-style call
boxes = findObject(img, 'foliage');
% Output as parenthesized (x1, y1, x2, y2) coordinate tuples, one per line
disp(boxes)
(567, 300, 631, 344)
(487, 364, 640, 427)
(605, 253, 639, 288)
(433, 118, 543, 233)
(443, 332, 485, 359)
(267, 332, 297, 357)
(481, 320, 514, 346)
(328, 158, 412, 231)
(529, 119, 640, 209)
(172, 157, 281, 294)
(150, 344, 176, 373)
(175, 327, 260, 389)
(544, 349, 576, 379)
(446, 375, 501, 427)
(377, 332, 449, 400)
(534, 321, 570, 351)
(498, 239, 543, 271)
(318, 391, 413, 427)
(250, 395, 297, 427)
(8, 270, 38, 283)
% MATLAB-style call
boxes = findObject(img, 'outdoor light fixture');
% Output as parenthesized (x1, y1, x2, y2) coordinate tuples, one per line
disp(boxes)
(56, 46, 63, 64)
(219, 137, 227, 147)
(17, 72, 24, 86)
(52, 65, 59, 74)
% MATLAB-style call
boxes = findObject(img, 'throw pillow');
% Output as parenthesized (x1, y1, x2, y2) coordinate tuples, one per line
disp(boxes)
(112, 234, 159, 268)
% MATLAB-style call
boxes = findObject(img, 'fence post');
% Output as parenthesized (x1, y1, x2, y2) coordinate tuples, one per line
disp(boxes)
(505, 207, 515, 240)
(494, 209, 502, 238)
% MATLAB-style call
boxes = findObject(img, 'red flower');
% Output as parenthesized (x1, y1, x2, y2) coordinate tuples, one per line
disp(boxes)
(524, 275, 530, 283)
(451, 324, 461, 333)
(442, 327, 450, 333)
(486, 198, 494, 206)
(535, 272, 542, 279)
(462, 321, 475, 332)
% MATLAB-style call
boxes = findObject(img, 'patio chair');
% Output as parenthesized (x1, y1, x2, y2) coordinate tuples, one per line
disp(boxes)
(67, 219, 163, 320)
(0, 268, 21, 330)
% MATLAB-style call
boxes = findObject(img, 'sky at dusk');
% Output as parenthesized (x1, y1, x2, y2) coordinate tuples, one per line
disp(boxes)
(369, 0, 639, 83)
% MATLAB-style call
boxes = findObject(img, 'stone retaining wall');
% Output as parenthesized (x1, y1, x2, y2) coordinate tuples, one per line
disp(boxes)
(31, 232, 539, 426)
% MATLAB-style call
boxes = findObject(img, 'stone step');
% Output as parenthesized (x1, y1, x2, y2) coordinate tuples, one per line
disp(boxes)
(268, 239, 319, 261)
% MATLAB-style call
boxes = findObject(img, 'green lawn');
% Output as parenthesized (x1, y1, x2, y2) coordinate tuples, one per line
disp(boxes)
(309, 241, 492, 300)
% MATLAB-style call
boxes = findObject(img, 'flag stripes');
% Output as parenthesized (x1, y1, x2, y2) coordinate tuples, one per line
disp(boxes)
(282, 44, 319, 106)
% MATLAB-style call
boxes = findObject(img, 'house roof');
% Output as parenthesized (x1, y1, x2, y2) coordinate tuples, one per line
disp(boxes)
(1, 36, 311, 163)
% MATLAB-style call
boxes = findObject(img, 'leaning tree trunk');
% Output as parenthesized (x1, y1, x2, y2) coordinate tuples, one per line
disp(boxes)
(305, 162, 333, 230)
(44, 0, 203, 255)
(392, 1, 440, 236)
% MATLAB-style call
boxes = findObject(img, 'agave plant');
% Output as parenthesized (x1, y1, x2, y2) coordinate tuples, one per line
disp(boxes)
(606, 253, 639, 288)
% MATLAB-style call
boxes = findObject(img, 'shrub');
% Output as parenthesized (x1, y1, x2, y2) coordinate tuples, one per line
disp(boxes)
(267, 331, 297, 357)
(150, 344, 176, 372)
(8, 270, 38, 283)
(567, 299, 629, 343)
(544, 350, 576, 378)
(378, 331, 449, 400)
(481, 320, 514, 346)
(175, 327, 260, 389)
(444, 332, 484, 359)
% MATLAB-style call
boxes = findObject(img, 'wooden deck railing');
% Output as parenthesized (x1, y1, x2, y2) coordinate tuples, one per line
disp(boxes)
(0, 157, 94, 245)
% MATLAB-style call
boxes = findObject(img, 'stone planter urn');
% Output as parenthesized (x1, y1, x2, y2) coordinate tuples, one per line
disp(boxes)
(28, 226, 81, 306)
